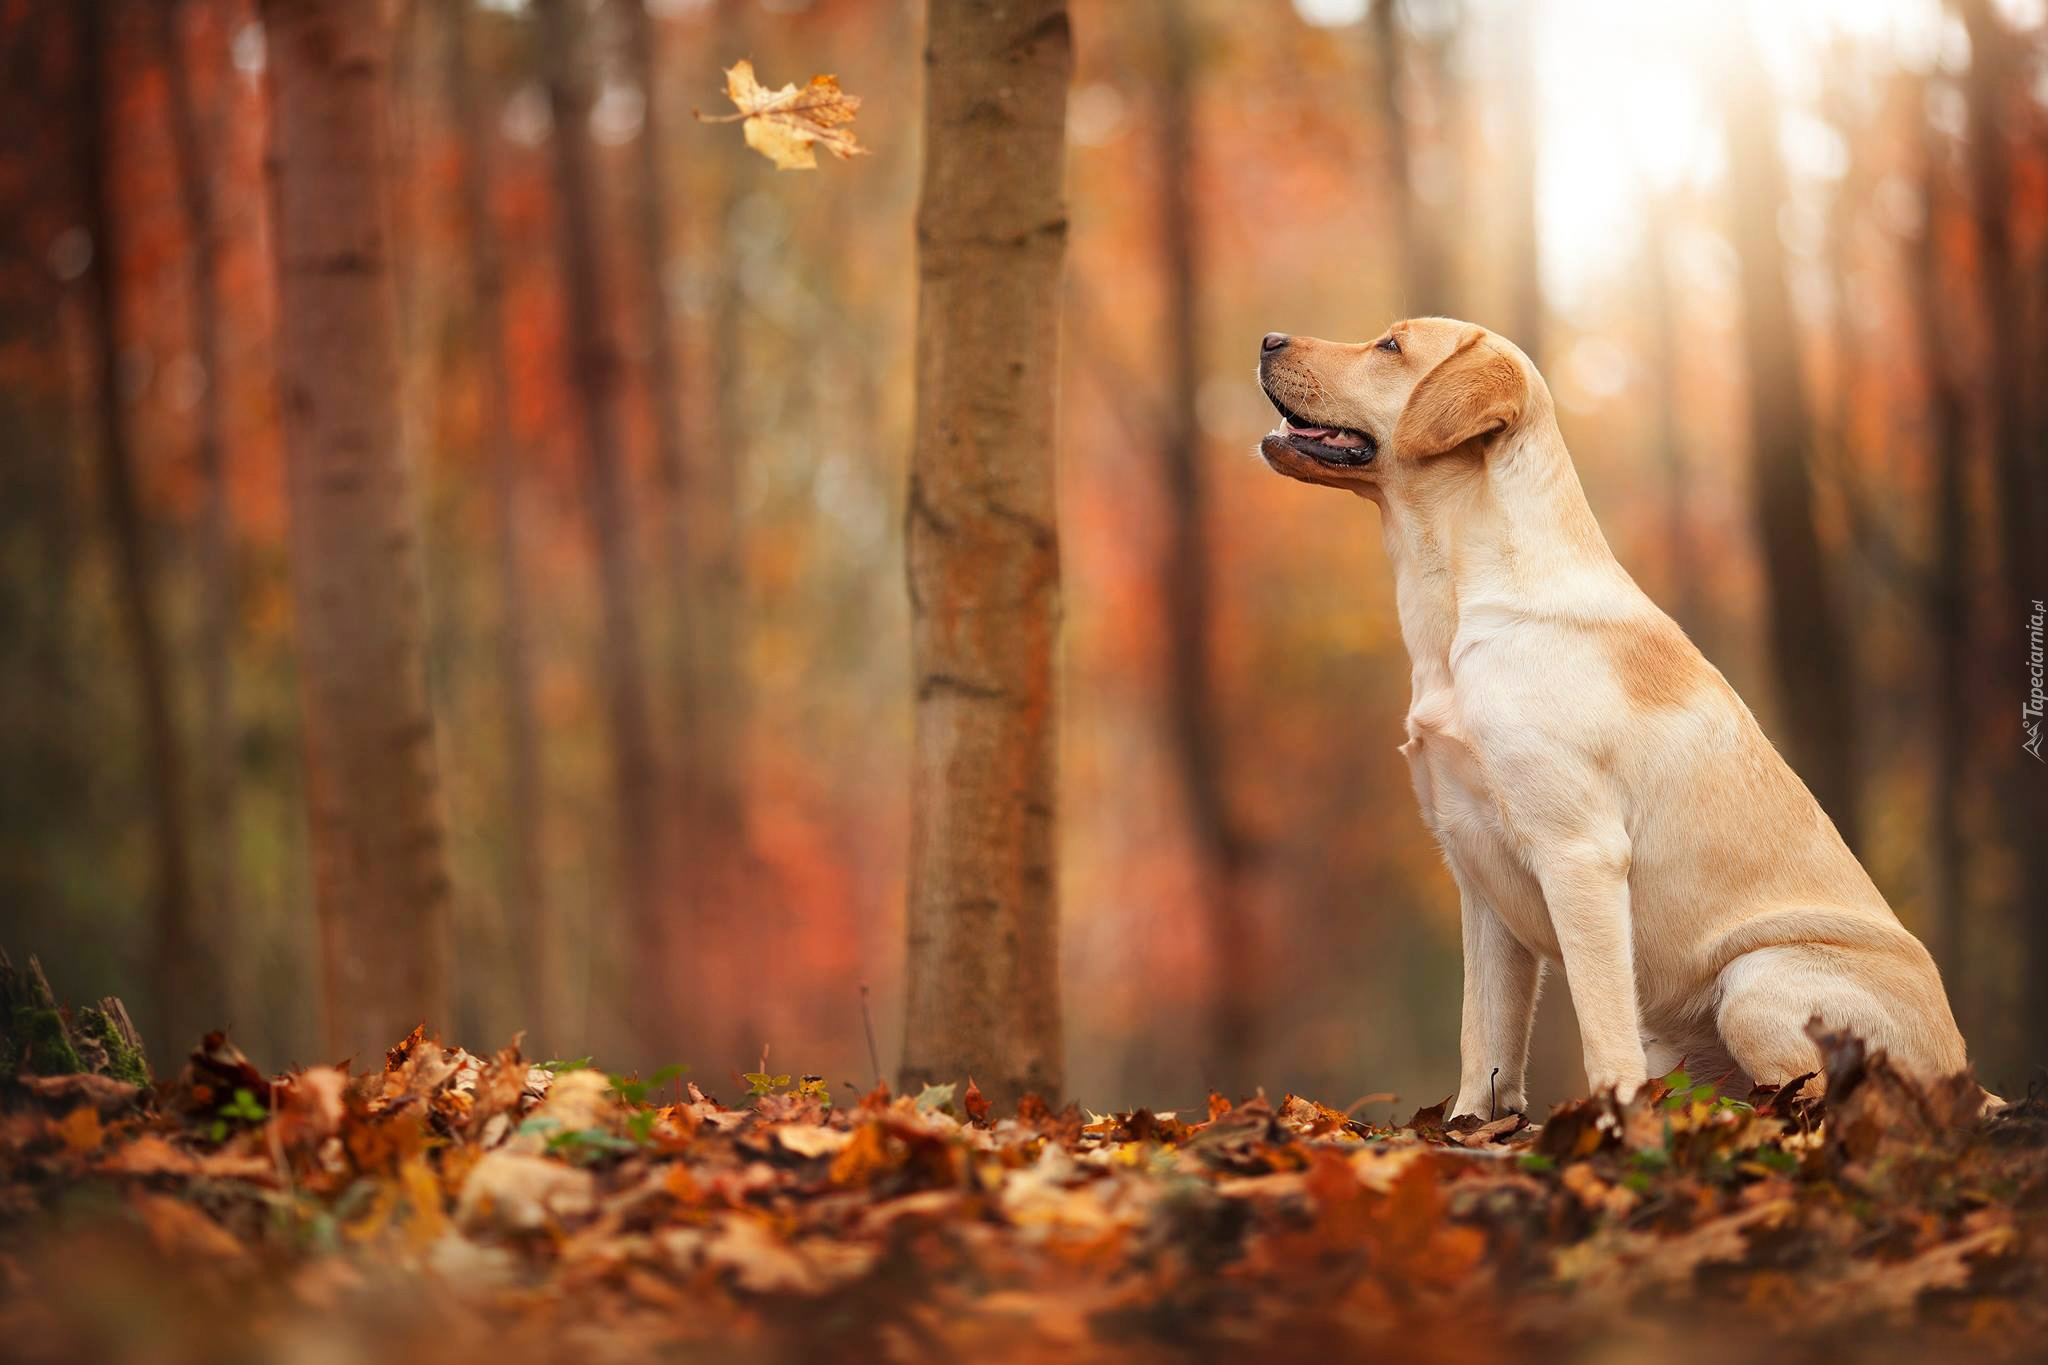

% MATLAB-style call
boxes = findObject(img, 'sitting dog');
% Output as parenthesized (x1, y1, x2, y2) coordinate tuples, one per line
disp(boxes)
(1255, 317, 1973, 1116)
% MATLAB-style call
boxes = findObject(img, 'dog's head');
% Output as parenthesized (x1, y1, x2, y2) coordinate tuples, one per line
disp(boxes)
(1256, 318, 1533, 498)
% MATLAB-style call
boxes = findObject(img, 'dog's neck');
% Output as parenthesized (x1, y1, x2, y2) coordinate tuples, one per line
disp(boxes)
(1372, 413, 1630, 690)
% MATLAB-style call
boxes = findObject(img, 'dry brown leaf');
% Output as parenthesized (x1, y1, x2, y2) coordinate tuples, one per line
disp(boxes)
(456, 1151, 596, 1234)
(775, 1123, 852, 1159)
(131, 1191, 245, 1261)
(52, 1105, 102, 1155)
(1812, 1226, 2020, 1324)
(697, 60, 869, 171)
(98, 1133, 200, 1177)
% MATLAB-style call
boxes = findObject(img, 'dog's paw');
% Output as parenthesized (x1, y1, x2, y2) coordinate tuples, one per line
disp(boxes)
(1451, 1091, 1527, 1124)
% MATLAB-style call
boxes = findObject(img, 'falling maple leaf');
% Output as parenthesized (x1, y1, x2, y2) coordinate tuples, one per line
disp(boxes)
(696, 59, 870, 171)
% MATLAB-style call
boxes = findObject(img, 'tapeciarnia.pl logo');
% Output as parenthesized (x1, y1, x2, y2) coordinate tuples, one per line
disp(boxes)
(2027, 599, 2045, 762)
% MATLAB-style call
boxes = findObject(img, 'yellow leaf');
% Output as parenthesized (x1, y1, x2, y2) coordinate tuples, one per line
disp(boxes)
(697, 60, 869, 171)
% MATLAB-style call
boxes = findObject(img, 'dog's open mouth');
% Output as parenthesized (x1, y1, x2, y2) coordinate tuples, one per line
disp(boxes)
(1264, 391, 1377, 466)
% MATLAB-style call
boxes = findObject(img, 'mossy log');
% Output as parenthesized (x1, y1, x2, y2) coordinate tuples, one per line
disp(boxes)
(0, 948, 151, 1086)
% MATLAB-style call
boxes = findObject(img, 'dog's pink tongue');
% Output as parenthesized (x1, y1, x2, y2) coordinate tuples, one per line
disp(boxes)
(1288, 420, 1365, 449)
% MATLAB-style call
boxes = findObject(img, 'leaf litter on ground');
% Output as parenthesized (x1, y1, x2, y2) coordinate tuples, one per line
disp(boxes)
(1, 1015, 2045, 1364)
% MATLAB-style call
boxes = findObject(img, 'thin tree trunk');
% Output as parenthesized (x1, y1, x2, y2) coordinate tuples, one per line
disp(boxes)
(1154, 0, 1255, 1095)
(900, 0, 1071, 1111)
(1639, 194, 1705, 641)
(262, 0, 454, 1059)
(155, 0, 238, 1016)
(680, 0, 748, 829)
(620, 0, 739, 1000)
(1366, 0, 1449, 315)
(532, 0, 668, 1052)
(1906, 104, 1973, 1007)
(79, 0, 204, 1053)
(1721, 26, 1860, 851)
(446, 0, 553, 1049)
(1956, 0, 2048, 1066)
(1496, 0, 1540, 362)
(616, 0, 692, 687)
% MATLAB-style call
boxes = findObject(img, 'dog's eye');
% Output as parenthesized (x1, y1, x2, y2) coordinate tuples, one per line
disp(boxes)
(1376, 336, 1400, 354)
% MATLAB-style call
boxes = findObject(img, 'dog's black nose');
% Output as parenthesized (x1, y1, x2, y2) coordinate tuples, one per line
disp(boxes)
(1262, 332, 1290, 353)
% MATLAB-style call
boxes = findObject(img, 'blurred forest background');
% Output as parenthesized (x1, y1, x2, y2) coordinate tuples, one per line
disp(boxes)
(2, 0, 2045, 1112)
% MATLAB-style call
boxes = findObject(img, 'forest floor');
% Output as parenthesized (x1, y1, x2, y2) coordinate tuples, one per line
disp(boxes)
(2, 1008, 2047, 1364)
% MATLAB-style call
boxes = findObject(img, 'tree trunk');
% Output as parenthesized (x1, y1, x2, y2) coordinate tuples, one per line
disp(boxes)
(532, 0, 669, 1053)
(616, 0, 692, 678)
(79, 0, 205, 1053)
(1153, 0, 1255, 1096)
(446, 0, 554, 1049)
(1366, 0, 1450, 315)
(262, 0, 453, 1059)
(1906, 103, 1974, 1009)
(900, 0, 1072, 1111)
(155, 0, 238, 1026)
(1496, 0, 1540, 363)
(1721, 27, 1860, 851)
(679, 0, 749, 833)
(1956, 0, 2048, 1068)
(1639, 193, 1706, 642)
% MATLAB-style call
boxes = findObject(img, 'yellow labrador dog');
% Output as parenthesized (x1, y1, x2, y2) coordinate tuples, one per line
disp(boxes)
(1256, 317, 1972, 1118)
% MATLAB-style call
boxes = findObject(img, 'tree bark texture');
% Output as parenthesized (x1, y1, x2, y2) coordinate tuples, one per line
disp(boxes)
(1154, 0, 1256, 1095)
(262, 0, 454, 1059)
(446, 0, 554, 1050)
(901, 0, 1072, 1110)
(80, 0, 205, 1053)
(1722, 29, 1861, 851)
(533, 0, 670, 1052)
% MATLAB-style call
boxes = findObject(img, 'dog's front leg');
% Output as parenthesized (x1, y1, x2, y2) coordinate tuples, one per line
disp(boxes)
(1451, 886, 1539, 1119)
(1534, 830, 1649, 1101)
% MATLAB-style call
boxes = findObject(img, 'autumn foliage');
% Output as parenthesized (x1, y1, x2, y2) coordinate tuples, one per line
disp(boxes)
(3, 1009, 2045, 1364)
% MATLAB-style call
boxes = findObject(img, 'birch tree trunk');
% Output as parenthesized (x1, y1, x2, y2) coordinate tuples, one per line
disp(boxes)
(81, 0, 204, 1052)
(263, 0, 453, 1058)
(446, 0, 554, 1049)
(533, 0, 669, 1052)
(1722, 28, 1861, 851)
(1154, 0, 1255, 1095)
(901, 0, 1072, 1110)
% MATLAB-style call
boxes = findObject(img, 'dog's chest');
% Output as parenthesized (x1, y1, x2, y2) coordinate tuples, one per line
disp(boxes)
(1400, 691, 1499, 845)
(1400, 687, 1556, 954)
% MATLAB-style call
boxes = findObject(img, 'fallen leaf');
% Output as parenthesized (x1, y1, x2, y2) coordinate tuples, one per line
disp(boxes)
(456, 1151, 596, 1234)
(52, 1105, 102, 1154)
(131, 1191, 245, 1261)
(776, 1123, 852, 1159)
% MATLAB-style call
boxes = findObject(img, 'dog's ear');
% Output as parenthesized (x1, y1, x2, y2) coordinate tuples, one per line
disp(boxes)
(1394, 338, 1526, 458)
